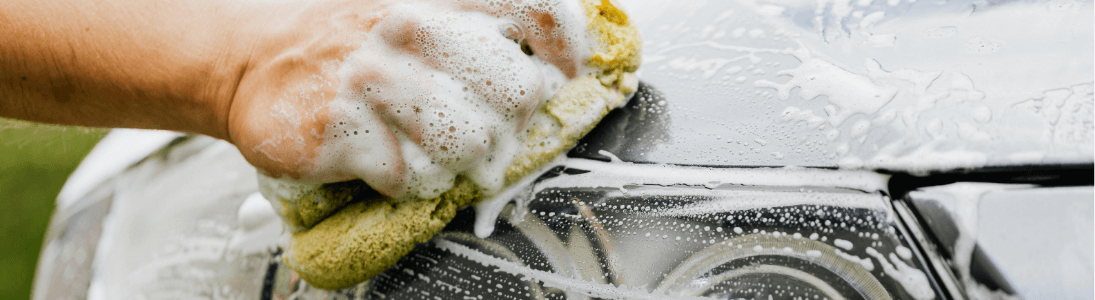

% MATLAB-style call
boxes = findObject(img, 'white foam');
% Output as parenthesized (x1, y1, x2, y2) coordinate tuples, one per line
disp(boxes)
(228, 193, 284, 255)
(834, 249, 875, 271)
(296, 0, 597, 201)
(597, 149, 624, 163)
(833, 238, 854, 250)
(473, 155, 567, 238)
(472, 157, 889, 237)
(914, 183, 1034, 299)
(236, 193, 278, 231)
(435, 239, 711, 299)
(859, 11, 885, 29)
(895, 245, 912, 260)
(865, 247, 935, 300)
(536, 158, 889, 193)
(755, 48, 898, 127)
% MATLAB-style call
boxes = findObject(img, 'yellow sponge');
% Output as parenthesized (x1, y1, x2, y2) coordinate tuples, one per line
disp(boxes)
(260, 0, 642, 290)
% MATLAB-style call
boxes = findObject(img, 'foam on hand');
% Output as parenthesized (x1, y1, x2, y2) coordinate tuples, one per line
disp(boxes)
(255, 0, 641, 290)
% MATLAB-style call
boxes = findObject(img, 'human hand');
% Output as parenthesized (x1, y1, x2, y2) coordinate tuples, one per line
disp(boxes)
(0, 0, 635, 290)
(229, 0, 596, 199)
(230, 0, 640, 290)
(0, 0, 625, 200)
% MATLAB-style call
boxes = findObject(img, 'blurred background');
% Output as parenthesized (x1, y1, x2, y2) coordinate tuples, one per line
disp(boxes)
(0, 118, 105, 300)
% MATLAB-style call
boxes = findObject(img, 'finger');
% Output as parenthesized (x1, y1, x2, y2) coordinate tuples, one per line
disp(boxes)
(411, 11, 547, 131)
(402, 76, 495, 172)
(364, 58, 495, 174)
(453, 0, 589, 79)
(318, 50, 411, 198)
(338, 28, 495, 199)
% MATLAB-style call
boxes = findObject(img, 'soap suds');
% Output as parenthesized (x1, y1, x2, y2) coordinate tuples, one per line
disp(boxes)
(914, 183, 1031, 300)
(834, 248, 875, 271)
(227, 193, 284, 255)
(258, 0, 643, 290)
(865, 247, 935, 300)
(755, 48, 898, 127)
(435, 239, 712, 300)
(833, 238, 854, 250)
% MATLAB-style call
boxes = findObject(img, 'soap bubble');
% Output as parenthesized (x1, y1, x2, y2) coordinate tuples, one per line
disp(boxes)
(498, 22, 524, 41)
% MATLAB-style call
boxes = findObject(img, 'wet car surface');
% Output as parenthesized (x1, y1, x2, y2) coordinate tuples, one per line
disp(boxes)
(33, 0, 1093, 299)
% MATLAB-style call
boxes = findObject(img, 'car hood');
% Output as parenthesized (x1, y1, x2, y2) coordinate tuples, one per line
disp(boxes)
(570, 0, 1093, 174)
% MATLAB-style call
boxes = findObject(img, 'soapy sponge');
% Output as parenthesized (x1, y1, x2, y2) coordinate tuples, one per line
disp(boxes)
(259, 0, 641, 290)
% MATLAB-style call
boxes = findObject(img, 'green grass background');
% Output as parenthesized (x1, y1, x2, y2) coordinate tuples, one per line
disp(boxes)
(0, 119, 106, 300)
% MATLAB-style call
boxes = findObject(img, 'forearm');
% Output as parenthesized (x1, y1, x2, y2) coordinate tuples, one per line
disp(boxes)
(0, 0, 267, 139)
